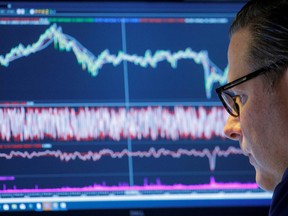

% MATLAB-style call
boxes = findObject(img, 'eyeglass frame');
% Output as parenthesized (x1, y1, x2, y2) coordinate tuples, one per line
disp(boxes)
(215, 62, 282, 117)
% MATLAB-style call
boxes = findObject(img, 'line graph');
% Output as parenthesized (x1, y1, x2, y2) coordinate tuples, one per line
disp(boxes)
(0, 146, 243, 171)
(0, 106, 228, 142)
(0, 24, 228, 98)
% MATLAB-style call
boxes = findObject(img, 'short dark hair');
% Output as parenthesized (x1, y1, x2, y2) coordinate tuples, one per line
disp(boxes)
(230, 0, 288, 87)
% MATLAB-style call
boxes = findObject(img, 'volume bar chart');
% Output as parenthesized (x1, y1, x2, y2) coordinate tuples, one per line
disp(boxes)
(0, 177, 258, 194)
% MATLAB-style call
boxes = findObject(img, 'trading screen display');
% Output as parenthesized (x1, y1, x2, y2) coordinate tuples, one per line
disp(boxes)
(0, 1, 271, 213)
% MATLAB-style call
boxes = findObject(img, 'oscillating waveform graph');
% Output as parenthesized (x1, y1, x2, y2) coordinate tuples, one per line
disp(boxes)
(0, 106, 227, 142)
(0, 146, 243, 171)
(0, 24, 227, 98)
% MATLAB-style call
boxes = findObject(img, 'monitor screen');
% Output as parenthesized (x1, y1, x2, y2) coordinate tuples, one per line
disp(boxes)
(0, 0, 272, 214)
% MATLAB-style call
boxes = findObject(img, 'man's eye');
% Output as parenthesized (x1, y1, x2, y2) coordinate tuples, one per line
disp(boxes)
(239, 95, 247, 104)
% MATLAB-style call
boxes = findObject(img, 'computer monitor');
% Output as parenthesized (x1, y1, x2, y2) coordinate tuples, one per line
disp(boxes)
(0, 0, 271, 215)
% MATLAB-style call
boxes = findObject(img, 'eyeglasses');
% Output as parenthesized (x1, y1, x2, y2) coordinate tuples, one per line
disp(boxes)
(215, 63, 279, 117)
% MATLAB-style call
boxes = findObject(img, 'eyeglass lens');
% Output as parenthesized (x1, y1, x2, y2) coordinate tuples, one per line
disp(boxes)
(221, 92, 239, 116)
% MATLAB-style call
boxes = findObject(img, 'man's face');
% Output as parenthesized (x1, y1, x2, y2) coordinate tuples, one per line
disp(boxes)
(224, 28, 288, 191)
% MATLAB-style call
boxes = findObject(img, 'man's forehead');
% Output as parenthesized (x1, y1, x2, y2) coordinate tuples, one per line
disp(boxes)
(227, 29, 252, 82)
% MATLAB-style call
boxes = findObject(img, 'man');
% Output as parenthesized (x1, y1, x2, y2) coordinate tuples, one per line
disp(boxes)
(215, 0, 288, 215)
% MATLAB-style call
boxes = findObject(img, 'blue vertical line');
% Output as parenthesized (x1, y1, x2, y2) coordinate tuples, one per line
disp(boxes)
(121, 19, 134, 186)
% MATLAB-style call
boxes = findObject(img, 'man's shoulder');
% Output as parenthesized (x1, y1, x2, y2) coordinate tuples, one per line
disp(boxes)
(269, 169, 288, 216)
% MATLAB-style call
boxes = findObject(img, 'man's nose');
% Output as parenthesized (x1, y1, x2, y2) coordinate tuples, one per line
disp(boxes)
(223, 115, 242, 141)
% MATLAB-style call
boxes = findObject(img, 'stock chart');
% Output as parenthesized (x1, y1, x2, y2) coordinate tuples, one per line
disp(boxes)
(0, 8, 269, 211)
